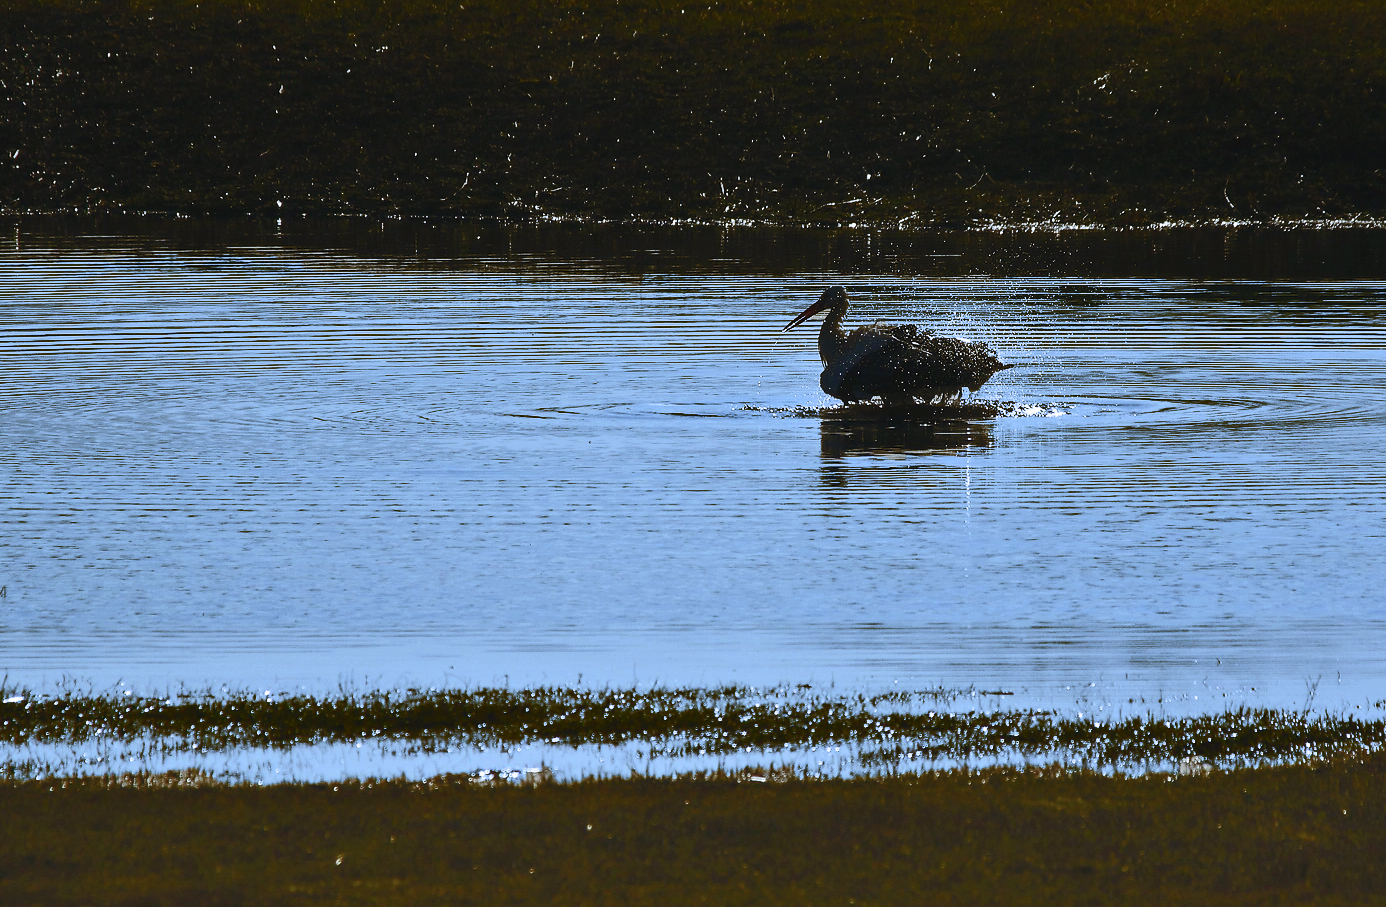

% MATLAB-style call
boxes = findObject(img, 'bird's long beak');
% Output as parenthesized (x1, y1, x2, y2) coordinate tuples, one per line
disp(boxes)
(782, 299, 831, 332)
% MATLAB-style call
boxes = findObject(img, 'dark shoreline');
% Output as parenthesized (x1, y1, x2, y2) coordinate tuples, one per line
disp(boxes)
(4, 0, 1385, 225)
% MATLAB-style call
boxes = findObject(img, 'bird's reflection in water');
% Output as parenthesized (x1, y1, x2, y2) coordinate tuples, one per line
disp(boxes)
(819, 404, 996, 459)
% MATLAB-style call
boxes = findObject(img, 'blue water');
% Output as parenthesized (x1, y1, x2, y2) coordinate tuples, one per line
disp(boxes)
(3, 219, 1385, 717)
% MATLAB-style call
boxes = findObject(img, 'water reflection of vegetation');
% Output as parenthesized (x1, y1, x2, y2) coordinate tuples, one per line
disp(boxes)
(4, 683, 1384, 775)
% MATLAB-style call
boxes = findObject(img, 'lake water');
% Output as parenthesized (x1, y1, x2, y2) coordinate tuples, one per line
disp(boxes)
(4, 217, 1386, 716)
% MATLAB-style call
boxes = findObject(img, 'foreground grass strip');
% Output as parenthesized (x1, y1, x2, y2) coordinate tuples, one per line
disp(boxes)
(4, 759, 1386, 906)
(3, 684, 1383, 769)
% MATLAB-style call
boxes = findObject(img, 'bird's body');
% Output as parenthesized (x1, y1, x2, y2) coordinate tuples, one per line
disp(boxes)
(783, 286, 1012, 404)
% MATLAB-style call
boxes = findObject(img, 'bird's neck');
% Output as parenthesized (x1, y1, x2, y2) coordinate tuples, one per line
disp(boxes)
(817, 301, 850, 365)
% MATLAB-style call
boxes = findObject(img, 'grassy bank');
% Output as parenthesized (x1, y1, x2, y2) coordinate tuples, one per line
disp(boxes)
(3, 0, 1385, 224)
(6, 686, 1386, 902)
(4, 760, 1386, 905)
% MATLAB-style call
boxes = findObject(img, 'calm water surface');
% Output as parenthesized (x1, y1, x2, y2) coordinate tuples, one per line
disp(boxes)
(3, 219, 1385, 714)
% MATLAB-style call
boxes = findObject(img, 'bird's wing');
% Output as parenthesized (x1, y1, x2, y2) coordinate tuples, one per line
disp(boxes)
(820, 329, 915, 399)
(918, 334, 1009, 389)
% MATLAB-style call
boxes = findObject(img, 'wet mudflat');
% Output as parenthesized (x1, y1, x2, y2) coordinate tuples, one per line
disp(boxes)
(2, 217, 1386, 781)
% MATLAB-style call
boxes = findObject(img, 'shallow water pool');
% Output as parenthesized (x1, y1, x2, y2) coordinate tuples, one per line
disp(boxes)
(2, 219, 1384, 717)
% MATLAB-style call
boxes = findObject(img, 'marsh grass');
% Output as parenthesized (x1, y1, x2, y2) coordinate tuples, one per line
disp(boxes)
(4, 683, 1384, 779)
(3, 0, 1384, 223)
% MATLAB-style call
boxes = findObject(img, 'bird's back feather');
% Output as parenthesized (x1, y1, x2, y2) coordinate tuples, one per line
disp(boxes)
(821, 322, 1008, 402)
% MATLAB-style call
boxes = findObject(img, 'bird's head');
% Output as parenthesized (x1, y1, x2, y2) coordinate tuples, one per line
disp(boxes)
(782, 286, 849, 332)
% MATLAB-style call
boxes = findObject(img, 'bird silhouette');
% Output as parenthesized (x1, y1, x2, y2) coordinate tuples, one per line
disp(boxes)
(783, 286, 1012, 404)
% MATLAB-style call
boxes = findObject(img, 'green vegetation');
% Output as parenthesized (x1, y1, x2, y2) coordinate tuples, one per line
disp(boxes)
(5, 759, 1386, 905)
(4, 684, 1385, 777)
(3, 0, 1385, 224)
